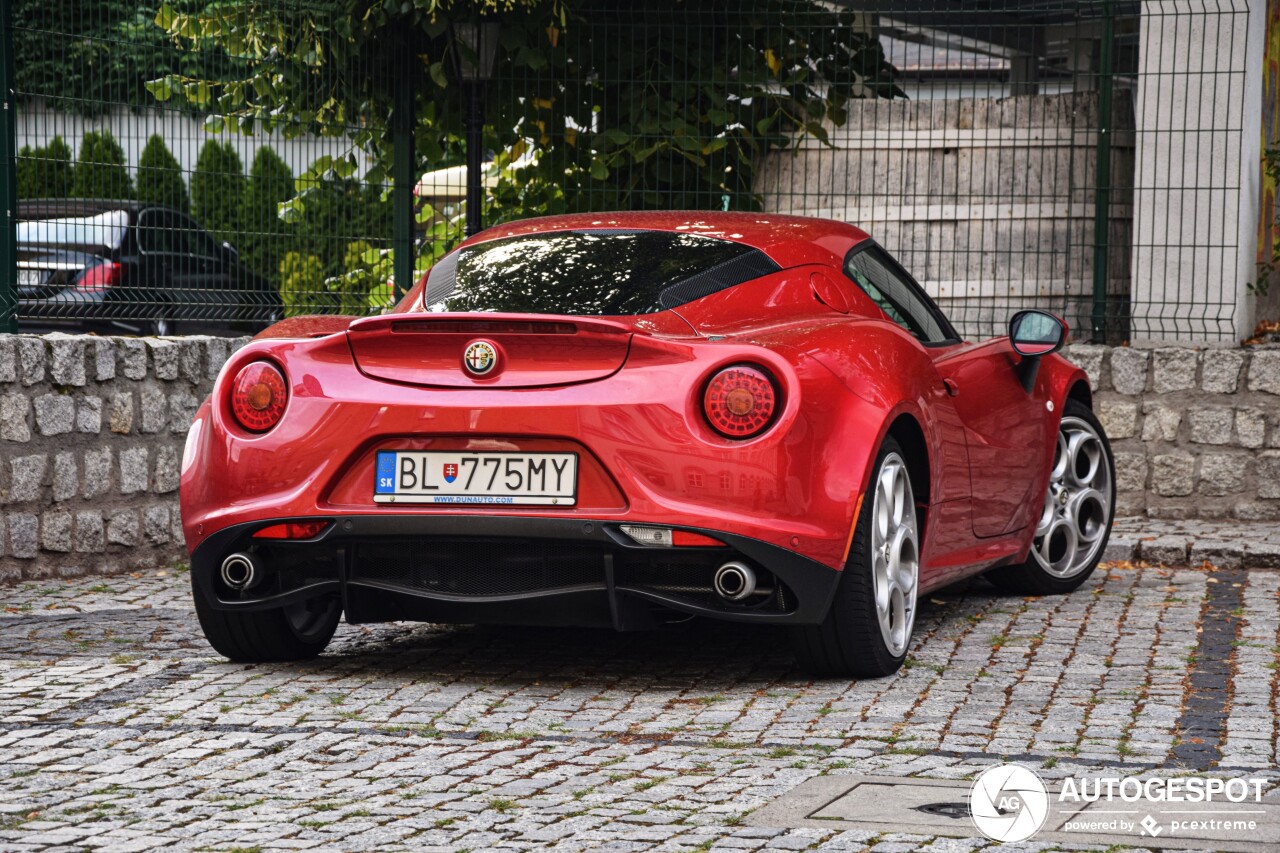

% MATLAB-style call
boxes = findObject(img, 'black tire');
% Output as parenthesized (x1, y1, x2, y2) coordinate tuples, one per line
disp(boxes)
(790, 436, 919, 678)
(193, 587, 341, 663)
(985, 398, 1115, 596)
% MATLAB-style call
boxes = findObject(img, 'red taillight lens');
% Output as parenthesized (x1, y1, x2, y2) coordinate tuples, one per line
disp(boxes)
(230, 361, 288, 432)
(73, 261, 121, 294)
(703, 365, 778, 439)
(253, 521, 329, 540)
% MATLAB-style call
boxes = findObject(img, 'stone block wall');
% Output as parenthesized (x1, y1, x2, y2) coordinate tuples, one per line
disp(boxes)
(0, 334, 248, 581)
(1067, 343, 1280, 520)
(1, 335, 1278, 580)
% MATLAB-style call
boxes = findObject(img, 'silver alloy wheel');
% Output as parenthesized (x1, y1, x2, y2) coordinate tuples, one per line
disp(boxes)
(871, 452, 919, 657)
(1032, 415, 1112, 578)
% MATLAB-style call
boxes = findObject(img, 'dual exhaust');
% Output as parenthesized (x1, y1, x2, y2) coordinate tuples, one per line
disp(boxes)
(221, 550, 759, 602)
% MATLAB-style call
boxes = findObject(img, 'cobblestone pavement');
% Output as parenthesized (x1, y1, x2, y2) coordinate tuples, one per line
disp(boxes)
(0, 560, 1277, 852)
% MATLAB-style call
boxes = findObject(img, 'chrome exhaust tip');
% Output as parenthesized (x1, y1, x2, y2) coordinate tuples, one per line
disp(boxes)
(713, 561, 757, 602)
(220, 552, 259, 591)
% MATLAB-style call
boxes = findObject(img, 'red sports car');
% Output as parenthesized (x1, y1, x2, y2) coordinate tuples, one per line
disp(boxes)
(180, 212, 1114, 677)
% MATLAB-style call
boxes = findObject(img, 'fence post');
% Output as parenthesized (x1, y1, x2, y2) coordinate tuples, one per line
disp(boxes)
(1090, 0, 1115, 342)
(392, 44, 416, 304)
(0, 0, 17, 332)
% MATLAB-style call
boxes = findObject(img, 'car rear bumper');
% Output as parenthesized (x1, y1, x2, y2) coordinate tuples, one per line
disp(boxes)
(190, 515, 843, 629)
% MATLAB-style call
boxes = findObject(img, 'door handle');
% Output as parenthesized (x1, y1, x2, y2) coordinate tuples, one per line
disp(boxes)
(942, 378, 959, 397)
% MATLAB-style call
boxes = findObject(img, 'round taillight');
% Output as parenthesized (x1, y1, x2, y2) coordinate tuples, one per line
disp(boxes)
(703, 365, 778, 439)
(230, 361, 288, 432)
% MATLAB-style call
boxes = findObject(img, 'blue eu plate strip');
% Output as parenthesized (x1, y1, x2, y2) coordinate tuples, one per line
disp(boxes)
(375, 451, 397, 494)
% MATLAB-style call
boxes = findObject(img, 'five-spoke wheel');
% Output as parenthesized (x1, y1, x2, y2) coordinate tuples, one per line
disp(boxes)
(1033, 415, 1112, 578)
(871, 453, 920, 658)
(987, 399, 1116, 595)
(791, 435, 921, 677)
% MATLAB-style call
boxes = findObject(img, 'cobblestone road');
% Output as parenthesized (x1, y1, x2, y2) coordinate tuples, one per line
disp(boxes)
(1, 561, 1277, 851)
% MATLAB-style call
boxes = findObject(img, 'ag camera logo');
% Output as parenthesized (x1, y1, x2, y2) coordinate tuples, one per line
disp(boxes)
(970, 764, 1050, 842)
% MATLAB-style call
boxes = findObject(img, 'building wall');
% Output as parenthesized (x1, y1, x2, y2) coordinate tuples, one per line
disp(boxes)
(1129, 0, 1263, 342)
(1, 334, 1277, 582)
(755, 92, 1135, 342)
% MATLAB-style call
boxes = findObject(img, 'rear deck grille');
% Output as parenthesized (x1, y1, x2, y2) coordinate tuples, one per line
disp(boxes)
(352, 538, 606, 597)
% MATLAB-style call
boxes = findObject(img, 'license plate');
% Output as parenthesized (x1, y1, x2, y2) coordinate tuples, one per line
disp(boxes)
(17, 269, 46, 287)
(374, 450, 578, 506)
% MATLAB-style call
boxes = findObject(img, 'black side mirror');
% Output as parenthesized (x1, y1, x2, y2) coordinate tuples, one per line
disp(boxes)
(1010, 309, 1066, 356)
(221, 241, 240, 264)
(1008, 310, 1066, 392)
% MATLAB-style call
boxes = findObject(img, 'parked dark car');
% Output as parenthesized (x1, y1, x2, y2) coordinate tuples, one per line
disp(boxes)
(16, 199, 282, 336)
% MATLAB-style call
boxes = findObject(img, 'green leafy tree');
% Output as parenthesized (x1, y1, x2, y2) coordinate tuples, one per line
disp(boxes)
(328, 240, 386, 314)
(241, 147, 295, 286)
(12, 1, 241, 116)
(286, 160, 391, 279)
(191, 139, 245, 243)
(279, 251, 331, 317)
(136, 134, 190, 212)
(150, 0, 899, 236)
(16, 135, 74, 199)
(72, 130, 133, 199)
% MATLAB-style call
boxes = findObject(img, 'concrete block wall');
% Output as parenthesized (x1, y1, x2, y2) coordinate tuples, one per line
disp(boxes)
(0, 334, 249, 581)
(1067, 343, 1280, 520)
(755, 92, 1136, 340)
(1, 335, 1278, 580)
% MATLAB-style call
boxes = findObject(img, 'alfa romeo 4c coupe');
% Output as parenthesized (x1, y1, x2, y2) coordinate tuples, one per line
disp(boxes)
(180, 212, 1115, 677)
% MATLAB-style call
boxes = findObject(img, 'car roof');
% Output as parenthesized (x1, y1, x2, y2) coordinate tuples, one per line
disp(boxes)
(468, 211, 872, 269)
(16, 199, 186, 222)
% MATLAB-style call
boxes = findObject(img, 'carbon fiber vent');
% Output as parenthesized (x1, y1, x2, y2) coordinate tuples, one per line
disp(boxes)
(657, 251, 780, 308)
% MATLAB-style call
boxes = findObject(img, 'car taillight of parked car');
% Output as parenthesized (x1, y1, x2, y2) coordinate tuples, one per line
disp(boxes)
(703, 364, 779, 439)
(72, 260, 122, 295)
(230, 361, 288, 432)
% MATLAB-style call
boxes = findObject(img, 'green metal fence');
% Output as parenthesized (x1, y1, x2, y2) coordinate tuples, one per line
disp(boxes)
(0, 0, 1258, 342)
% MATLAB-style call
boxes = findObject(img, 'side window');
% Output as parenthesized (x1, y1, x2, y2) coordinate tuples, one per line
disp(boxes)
(138, 210, 193, 256)
(174, 214, 222, 260)
(137, 210, 172, 254)
(844, 248, 951, 343)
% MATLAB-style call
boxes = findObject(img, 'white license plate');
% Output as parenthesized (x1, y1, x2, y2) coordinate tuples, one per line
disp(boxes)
(17, 269, 46, 287)
(374, 451, 578, 506)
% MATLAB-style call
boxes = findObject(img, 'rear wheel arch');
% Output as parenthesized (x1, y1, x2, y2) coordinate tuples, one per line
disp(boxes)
(885, 413, 931, 508)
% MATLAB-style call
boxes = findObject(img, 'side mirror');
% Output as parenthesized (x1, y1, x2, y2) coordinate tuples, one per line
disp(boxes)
(1009, 309, 1066, 357)
(1008, 310, 1066, 392)
(221, 241, 240, 263)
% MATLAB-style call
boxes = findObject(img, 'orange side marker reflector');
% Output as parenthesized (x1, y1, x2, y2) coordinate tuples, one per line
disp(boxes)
(840, 493, 865, 563)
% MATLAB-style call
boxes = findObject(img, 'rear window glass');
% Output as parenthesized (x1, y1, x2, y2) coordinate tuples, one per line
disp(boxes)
(423, 229, 779, 315)
(16, 210, 128, 251)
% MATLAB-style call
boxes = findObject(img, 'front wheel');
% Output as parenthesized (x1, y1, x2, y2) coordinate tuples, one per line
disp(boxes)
(194, 588, 342, 662)
(985, 398, 1115, 595)
(791, 436, 921, 678)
